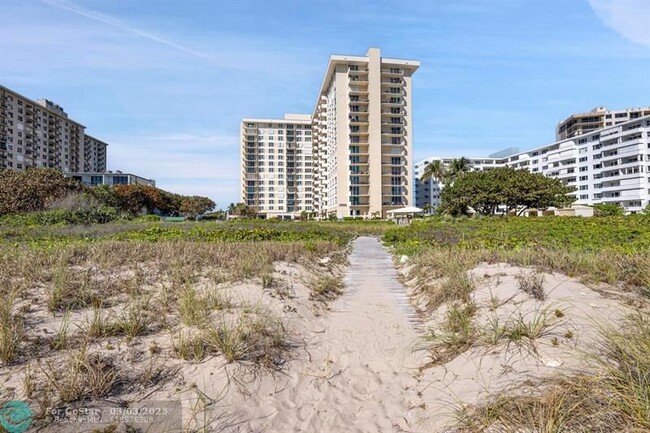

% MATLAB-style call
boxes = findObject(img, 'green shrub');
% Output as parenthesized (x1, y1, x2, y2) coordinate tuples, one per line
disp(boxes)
(0, 207, 126, 227)
(593, 203, 625, 217)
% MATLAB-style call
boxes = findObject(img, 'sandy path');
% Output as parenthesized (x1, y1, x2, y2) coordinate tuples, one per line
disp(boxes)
(233, 236, 430, 432)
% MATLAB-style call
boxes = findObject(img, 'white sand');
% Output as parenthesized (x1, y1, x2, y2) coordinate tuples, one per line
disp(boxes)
(165, 236, 430, 432)
(4, 236, 633, 432)
(173, 237, 630, 433)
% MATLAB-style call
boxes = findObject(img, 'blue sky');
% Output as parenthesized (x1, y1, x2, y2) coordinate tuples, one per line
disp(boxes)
(1, 0, 649, 207)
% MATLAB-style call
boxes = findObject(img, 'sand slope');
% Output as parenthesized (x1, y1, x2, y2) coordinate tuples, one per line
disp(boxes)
(195, 236, 632, 433)
(31, 236, 631, 432)
(178, 236, 430, 432)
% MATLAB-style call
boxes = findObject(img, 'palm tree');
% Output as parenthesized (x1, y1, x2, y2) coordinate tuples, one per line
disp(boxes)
(420, 160, 447, 184)
(447, 157, 472, 183)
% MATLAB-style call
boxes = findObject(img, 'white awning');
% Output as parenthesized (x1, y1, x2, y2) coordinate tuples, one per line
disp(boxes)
(387, 206, 424, 215)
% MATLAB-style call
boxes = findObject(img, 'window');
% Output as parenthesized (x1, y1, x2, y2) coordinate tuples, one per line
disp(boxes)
(90, 176, 103, 186)
(112, 176, 128, 185)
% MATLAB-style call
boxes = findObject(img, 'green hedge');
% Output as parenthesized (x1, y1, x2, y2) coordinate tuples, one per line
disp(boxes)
(383, 215, 650, 254)
(0, 207, 127, 226)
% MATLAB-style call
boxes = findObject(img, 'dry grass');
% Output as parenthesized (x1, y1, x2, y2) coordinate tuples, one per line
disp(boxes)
(453, 312, 650, 433)
(205, 311, 290, 368)
(171, 309, 291, 369)
(405, 246, 650, 304)
(516, 270, 546, 300)
(39, 347, 118, 404)
(0, 236, 348, 417)
(0, 291, 24, 365)
(309, 275, 344, 302)
(410, 250, 477, 310)
(479, 306, 558, 349)
(422, 302, 477, 365)
(178, 286, 232, 328)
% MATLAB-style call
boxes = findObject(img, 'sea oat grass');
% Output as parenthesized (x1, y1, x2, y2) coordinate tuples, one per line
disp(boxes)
(453, 312, 650, 432)
(423, 302, 477, 364)
(0, 291, 24, 365)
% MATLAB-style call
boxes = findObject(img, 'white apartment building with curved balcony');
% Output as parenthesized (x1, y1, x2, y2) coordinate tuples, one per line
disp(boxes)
(416, 116, 650, 214)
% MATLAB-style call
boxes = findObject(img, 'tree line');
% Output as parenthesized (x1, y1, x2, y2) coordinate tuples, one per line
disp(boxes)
(420, 158, 576, 216)
(0, 168, 215, 219)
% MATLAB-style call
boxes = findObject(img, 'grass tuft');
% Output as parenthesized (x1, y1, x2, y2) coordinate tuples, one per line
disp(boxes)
(453, 312, 650, 432)
(0, 291, 24, 365)
(423, 302, 477, 364)
(516, 271, 546, 301)
(309, 275, 344, 302)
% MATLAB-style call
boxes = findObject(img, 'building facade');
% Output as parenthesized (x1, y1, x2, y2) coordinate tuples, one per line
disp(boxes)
(64, 171, 155, 187)
(241, 48, 419, 219)
(414, 155, 504, 210)
(0, 86, 108, 173)
(241, 114, 314, 219)
(556, 106, 650, 140)
(312, 48, 419, 219)
(416, 115, 650, 214)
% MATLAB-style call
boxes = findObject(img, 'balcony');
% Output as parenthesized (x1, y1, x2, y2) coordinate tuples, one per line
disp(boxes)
(381, 99, 404, 106)
(349, 108, 368, 114)
(381, 90, 405, 96)
(382, 69, 403, 77)
(381, 130, 403, 137)
(349, 86, 368, 95)
(381, 120, 404, 126)
(381, 161, 406, 167)
(349, 148, 369, 156)
(349, 128, 369, 136)
(382, 170, 407, 176)
(381, 109, 404, 116)
(349, 76, 369, 85)
(348, 67, 369, 74)
(382, 201, 406, 207)
(349, 116, 368, 125)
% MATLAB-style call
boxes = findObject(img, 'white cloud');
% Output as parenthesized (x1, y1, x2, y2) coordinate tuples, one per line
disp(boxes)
(41, 0, 214, 60)
(588, 0, 650, 46)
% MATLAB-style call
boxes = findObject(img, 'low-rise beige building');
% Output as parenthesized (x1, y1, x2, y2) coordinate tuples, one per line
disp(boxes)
(0, 85, 108, 173)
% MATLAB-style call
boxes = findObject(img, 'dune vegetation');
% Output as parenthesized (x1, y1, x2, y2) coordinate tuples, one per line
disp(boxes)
(383, 215, 650, 432)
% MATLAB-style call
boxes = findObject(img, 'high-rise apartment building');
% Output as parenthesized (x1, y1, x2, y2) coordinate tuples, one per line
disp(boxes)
(416, 115, 650, 214)
(556, 106, 650, 140)
(241, 114, 314, 219)
(241, 48, 420, 219)
(0, 85, 107, 172)
(312, 48, 419, 219)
